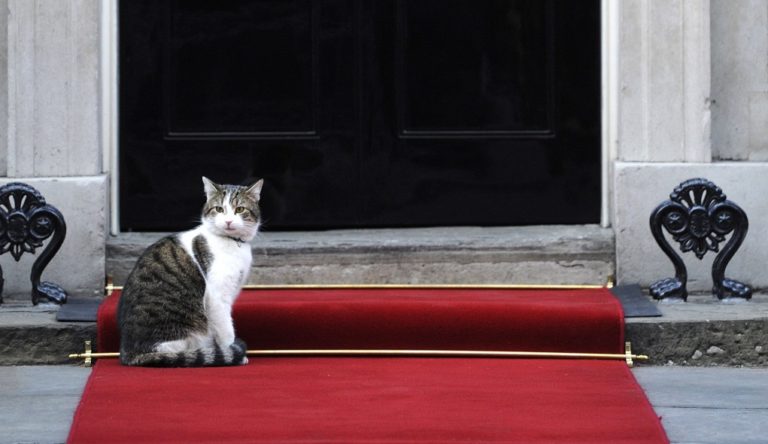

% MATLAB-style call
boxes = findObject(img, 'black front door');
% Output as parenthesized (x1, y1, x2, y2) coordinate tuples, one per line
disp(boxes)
(120, 0, 600, 231)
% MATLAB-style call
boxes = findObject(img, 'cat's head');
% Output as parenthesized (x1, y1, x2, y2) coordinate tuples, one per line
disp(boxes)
(201, 177, 263, 241)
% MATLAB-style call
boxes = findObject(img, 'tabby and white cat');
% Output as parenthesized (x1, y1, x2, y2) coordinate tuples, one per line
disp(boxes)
(117, 177, 263, 366)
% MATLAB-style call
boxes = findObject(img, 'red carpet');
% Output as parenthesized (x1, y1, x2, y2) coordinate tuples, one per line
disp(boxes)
(68, 288, 668, 443)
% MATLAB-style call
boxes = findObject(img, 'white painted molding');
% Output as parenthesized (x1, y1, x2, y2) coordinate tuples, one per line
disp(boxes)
(101, 0, 120, 234)
(601, 0, 620, 227)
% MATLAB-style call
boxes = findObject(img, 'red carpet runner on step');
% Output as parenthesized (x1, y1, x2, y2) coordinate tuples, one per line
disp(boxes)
(68, 288, 668, 443)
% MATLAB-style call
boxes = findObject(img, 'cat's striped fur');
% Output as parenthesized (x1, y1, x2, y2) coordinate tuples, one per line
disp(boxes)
(117, 177, 263, 367)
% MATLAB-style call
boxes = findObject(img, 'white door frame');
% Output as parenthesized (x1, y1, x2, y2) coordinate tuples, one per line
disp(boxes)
(103, 0, 617, 234)
(601, 0, 619, 228)
(102, 0, 120, 234)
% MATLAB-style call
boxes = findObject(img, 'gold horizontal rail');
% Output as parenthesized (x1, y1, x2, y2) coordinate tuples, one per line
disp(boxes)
(105, 281, 614, 296)
(69, 341, 646, 367)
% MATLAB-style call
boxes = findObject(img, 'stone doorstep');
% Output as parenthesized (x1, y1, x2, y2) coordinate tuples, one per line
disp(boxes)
(1, 294, 767, 366)
(0, 304, 94, 366)
(107, 225, 616, 287)
(626, 294, 768, 367)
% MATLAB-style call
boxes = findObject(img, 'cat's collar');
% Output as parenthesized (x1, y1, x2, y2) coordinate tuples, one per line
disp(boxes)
(225, 235, 247, 247)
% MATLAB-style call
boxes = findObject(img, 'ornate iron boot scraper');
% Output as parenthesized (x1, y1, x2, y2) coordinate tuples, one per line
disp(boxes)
(0, 182, 67, 305)
(649, 178, 751, 301)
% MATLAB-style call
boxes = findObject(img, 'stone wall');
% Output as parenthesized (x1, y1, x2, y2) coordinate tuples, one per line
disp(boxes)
(4, 0, 101, 177)
(617, 0, 712, 163)
(614, 162, 768, 291)
(0, 177, 106, 299)
(711, 0, 768, 161)
(0, 0, 8, 177)
(0, 0, 105, 300)
(613, 0, 768, 292)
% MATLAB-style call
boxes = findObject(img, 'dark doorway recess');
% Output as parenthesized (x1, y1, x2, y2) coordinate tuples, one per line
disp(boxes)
(119, 0, 601, 231)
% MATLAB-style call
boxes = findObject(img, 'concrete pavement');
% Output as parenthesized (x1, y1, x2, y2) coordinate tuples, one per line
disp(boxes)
(634, 366, 768, 444)
(1, 364, 767, 444)
(0, 365, 89, 444)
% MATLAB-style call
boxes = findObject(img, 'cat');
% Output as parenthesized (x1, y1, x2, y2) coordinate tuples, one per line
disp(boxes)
(117, 177, 263, 367)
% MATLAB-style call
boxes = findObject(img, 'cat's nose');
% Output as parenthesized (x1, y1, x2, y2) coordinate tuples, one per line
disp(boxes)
(225, 220, 233, 228)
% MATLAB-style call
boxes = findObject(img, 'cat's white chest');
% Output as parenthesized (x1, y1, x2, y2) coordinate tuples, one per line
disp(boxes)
(209, 240, 251, 286)
(206, 237, 251, 301)
(178, 228, 252, 304)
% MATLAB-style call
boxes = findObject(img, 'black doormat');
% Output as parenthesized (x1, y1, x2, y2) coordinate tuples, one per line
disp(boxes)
(56, 298, 100, 322)
(610, 284, 662, 318)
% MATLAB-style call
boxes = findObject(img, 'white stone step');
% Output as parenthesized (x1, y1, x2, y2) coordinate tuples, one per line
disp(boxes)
(107, 225, 615, 287)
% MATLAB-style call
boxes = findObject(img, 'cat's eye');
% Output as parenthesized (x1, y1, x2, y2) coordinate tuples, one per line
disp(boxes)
(214, 206, 224, 213)
(235, 206, 246, 214)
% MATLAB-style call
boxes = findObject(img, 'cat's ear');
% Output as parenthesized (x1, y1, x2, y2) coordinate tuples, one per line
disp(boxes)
(202, 176, 222, 199)
(246, 179, 264, 201)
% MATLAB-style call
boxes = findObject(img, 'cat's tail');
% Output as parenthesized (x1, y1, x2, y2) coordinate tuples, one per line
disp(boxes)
(121, 338, 249, 367)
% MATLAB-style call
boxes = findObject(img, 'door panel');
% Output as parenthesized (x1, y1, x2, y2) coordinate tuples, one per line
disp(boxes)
(166, 1, 317, 136)
(361, 0, 600, 226)
(396, 0, 552, 135)
(120, 0, 600, 231)
(120, 0, 359, 231)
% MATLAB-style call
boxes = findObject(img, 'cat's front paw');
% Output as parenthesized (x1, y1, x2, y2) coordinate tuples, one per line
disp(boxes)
(232, 337, 249, 365)
(232, 337, 247, 353)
